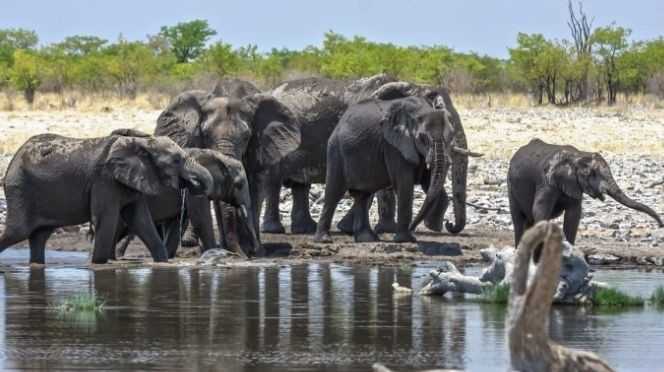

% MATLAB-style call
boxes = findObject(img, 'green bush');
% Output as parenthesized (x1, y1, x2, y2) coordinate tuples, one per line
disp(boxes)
(593, 288, 644, 307)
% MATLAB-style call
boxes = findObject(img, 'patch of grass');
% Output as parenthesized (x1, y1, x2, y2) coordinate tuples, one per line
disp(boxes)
(478, 284, 510, 304)
(650, 286, 664, 308)
(56, 293, 105, 314)
(593, 288, 644, 307)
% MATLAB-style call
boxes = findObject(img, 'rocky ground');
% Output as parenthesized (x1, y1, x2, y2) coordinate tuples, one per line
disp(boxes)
(1, 105, 663, 267)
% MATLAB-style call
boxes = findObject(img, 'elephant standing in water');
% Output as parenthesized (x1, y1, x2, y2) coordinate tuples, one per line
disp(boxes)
(508, 139, 663, 245)
(314, 96, 458, 243)
(263, 74, 476, 235)
(112, 132, 257, 258)
(155, 86, 301, 256)
(0, 133, 213, 264)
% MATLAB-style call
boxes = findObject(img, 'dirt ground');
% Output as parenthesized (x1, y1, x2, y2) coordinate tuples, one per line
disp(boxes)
(1, 104, 663, 268)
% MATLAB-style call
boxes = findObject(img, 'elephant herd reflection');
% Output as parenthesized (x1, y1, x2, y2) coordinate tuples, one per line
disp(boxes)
(0, 264, 643, 370)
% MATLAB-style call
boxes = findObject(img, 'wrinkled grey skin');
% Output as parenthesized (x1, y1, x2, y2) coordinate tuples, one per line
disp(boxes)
(154, 85, 301, 256)
(0, 133, 212, 264)
(314, 97, 456, 244)
(508, 138, 663, 246)
(113, 143, 257, 259)
(264, 74, 472, 235)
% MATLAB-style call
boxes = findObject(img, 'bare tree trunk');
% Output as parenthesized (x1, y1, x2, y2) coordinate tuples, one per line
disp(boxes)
(508, 222, 615, 372)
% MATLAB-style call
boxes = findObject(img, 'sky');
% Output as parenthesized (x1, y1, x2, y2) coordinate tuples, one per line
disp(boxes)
(1, 0, 663, 58)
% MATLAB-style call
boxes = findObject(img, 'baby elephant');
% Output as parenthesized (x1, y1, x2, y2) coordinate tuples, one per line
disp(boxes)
(508, 139, 663, 246)
(115, 147, 259, 259)
(0, 132, 213, 264)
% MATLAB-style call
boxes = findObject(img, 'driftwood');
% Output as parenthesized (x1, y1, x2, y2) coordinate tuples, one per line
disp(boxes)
(420, 240, 606, 305)
(508, 221, 614, 372)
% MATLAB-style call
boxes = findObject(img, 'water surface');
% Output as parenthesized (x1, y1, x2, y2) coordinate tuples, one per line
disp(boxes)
(0, 249, 663, 371)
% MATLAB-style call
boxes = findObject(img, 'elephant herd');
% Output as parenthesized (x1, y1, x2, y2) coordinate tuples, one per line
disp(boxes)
(0, 73, 662, 265)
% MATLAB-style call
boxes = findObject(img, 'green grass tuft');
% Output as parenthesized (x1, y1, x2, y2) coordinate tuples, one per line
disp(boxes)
(593, 288, 644, 307)
(478, 284, 510, 304)
(650, 286, 664, 307)
(56, 293, 105, 314)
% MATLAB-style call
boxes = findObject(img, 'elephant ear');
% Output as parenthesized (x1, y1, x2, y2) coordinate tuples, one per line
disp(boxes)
(381, 99, 420, 165)
(241, 94, 301, 170)
(155, 91, 210, 147)
(105, 137, 163, 196)
(545, 150, 583, 199)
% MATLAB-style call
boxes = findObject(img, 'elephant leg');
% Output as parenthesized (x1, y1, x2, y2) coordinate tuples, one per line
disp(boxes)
(392, 168, 416, 243)
(121, 200, 168, 263)
(187, 195, 216, 253)
(28, 227, 55, 265)
(562, 202, 582, 244)
(337, 196, 374, 235)
(314, 161, 346, 243)
(114, 224, 131, 258)
(375, 189, 398, 234)
(352, 192, 378, 243)
(163, 217, 185, 259)
(91, 208, 121, 264)
(509, 194, 527, 247)
(218, 202, 243, 256)
(261, 172, 286, 234)
(336, 207, 355, 235)
(291, 183, 317, 234)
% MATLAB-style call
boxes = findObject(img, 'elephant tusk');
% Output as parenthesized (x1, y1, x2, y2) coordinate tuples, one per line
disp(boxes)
(453, 146, 483, 157)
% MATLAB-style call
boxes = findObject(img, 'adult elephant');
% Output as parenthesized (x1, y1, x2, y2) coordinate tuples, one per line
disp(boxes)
(263, 74, 476, 235)
(314, 96, 457, 243)
(154, 88, 301, 256)
(508, 138, 663, 245)
(0, 133, 213, 264)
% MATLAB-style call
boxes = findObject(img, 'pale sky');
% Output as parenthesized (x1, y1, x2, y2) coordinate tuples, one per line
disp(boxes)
(1, 0, 662, 58)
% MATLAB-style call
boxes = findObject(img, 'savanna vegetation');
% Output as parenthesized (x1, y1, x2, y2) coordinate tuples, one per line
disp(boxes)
(1, 1, 663, 108)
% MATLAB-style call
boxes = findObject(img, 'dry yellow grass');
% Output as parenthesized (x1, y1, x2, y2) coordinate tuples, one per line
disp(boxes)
(0, 91, 170, 112)
(1, 91, 663, 160)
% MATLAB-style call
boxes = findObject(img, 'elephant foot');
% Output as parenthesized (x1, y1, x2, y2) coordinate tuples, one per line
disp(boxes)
(336, 213, 354, 235)
(261, 220, 286, 234)
(375, 220, 398, 234)
(355, 230, 379, 243)
(291, 217, 317, 234)
(394, 231, 417, 243)
(314, 232, 333, 243)
(181, 231, 199, 247)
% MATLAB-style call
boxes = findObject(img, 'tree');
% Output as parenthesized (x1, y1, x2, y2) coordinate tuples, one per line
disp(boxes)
(0, 28, 38, 65)
(592, 24, 631, 104)
(567, 0, 594, 101)
(10, 49, 45, 104)
(54, 35, 107, 56)
(159, 20, 217, 63)
(103, 39, 159, 97)
(200, 41, 241, 78)
(509, 33, 550, 104)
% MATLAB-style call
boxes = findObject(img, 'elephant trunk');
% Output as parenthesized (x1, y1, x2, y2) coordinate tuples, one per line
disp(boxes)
(445, 117, 468, 234)
(410, 139, 446, 231)
(182, 158, 214, 196)
(604, 178, 664, 227)
(238, 204, 261, 256)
